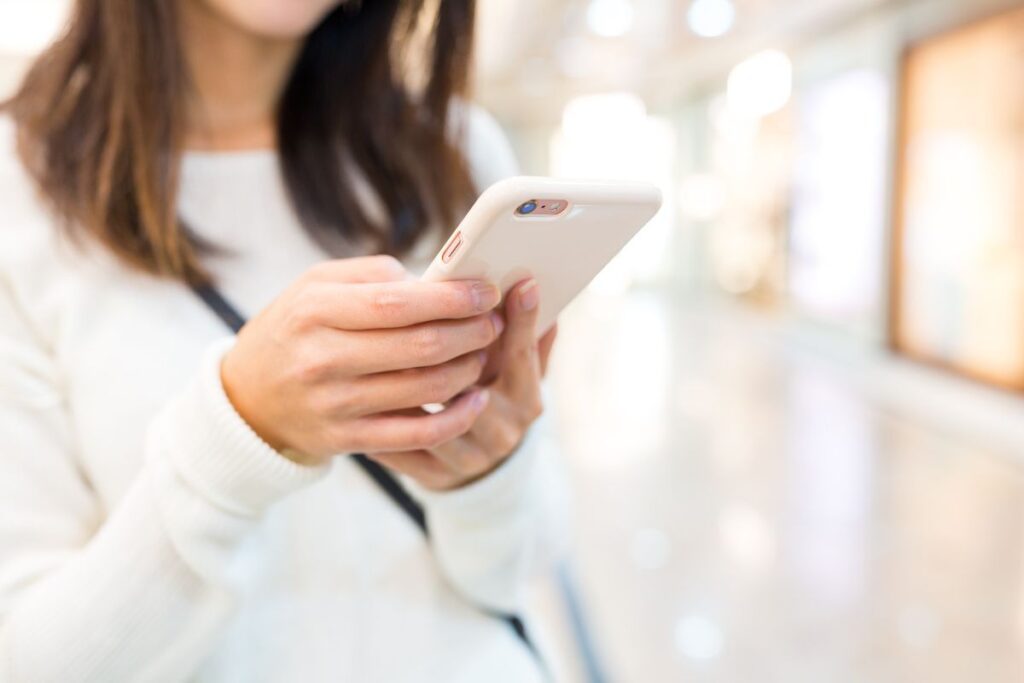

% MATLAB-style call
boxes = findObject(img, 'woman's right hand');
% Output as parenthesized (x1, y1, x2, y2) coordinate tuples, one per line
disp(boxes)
(220, 256, 504, 465)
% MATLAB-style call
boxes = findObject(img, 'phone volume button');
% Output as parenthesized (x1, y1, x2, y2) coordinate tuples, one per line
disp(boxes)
(441, 231, 463, 263)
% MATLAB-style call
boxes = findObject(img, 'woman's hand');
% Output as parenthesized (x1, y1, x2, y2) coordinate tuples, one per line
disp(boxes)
(220, 256, 504, 465)
(368, 279, 557, 490)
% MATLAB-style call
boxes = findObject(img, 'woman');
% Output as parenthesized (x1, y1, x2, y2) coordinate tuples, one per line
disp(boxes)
(0, 0, 561, 680)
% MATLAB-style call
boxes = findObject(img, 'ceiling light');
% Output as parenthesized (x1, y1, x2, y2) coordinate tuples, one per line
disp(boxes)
(674, 615, 725, 661)
(586, 0, 635, 38)
(678, 173, 727, 222)
(727, 49, 793, 118)
(560, 92, 647, 139)
(687, 0, 735, 38)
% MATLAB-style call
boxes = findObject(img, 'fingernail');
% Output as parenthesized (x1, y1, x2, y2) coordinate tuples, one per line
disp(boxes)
(472, 282, 501, 311)
(471, 389, 490, 411)
(477, 350, 488, 366)
(518, 279, 539, 312)
(490, 312, 505, 336)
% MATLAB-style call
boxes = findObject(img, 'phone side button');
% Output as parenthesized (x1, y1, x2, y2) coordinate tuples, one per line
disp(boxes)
(441, 231, 463, 263)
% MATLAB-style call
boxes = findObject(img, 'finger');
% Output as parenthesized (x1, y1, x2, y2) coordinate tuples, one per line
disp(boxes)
(478, 331, 506, 386)
(349, 350, 487, 415)
(347, 388, 490, 452)
(499, 279, 543, 398)
(338, 312, 504, 374)
(306, 279, 501, 330)
(304, 255, 408, 283)
(538, 323, 558, 377)
(364, 450, 455, 490)
(428, 432, 494, 476)
(460, 392, 527, 459)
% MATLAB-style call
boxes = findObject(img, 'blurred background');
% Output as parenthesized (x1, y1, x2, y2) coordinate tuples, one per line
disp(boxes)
(4, 0, 1024, 680)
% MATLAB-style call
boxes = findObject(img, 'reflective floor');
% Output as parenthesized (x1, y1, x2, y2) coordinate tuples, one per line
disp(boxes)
(542, 289, 1024, 682)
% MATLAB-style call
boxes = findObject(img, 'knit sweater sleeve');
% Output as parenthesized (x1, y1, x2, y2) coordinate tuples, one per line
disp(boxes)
(408, 408, 568, 614)
(0, 279, 328, 682)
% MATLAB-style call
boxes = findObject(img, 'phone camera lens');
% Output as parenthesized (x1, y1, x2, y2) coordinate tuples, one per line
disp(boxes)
(518, 201, 537, 215)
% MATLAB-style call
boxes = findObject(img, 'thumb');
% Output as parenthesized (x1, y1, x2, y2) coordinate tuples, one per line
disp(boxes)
(504, 279, 540, 352)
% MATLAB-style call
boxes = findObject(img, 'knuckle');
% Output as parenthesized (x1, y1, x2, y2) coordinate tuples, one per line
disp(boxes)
(525, 393, 544, 421)
(512, 343, 533, 363)
(462, 317, 496, 350)
(307, 385, 335, 416)
(281, 306, 307, 335)
(322, 385, 359, 417)
(420, 469, 452, 491)
(480, 316, 500, 344)
(455, 408, 478, 435)
(294, 345, 333, 384)
(468, 355, 487, 384)
(411, 326, 445, 362)
(437, 283, 475, 316)
(451, 450, 483, 475)
(495, 423, 522, 455)
(424, 367, 460, 403)
(284, 292, 319, 332)
(417, 421, 448, 450)
(328, 423, 360, 452)
(369, 290, 408, 320)
(467, 449, 494, 473)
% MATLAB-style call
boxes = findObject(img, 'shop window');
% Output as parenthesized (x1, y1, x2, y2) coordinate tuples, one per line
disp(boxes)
(893, 8, 1024, 390)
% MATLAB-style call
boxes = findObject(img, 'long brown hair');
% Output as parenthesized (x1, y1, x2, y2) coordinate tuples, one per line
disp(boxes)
(4, 0, 478, 284)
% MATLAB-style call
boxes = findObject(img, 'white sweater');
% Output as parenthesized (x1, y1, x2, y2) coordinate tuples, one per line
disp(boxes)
(0, 109, 558, 682)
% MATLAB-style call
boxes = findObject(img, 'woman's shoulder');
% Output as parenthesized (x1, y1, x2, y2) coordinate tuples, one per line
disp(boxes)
(451, 101, 521, 190)
(0, 114, 50, 225)
(0, 113, 29, 188)
(0, 114, 80, 282)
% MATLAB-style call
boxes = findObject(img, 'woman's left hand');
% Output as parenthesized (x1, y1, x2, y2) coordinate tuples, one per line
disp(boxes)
(367, 279, 557, 491)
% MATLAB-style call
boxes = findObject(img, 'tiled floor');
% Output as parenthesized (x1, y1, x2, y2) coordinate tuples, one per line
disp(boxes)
(543, 288, 1024, 682)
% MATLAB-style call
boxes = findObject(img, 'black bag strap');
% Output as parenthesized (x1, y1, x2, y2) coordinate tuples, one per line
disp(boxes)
(191, 283, 540, 660)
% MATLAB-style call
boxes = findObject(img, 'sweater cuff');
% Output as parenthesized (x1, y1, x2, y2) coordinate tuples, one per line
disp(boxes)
(159, 337, 329, 517)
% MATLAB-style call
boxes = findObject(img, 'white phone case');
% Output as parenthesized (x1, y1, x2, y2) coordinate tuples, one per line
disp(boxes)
(422, 176, 663, 334)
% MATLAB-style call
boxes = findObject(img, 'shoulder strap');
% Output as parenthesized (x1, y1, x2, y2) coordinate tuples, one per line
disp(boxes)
(349, 452, 427, 533)
(190, 283, 539, 660)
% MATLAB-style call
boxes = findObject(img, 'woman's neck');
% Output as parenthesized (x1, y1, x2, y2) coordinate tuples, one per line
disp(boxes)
(180, 1, 301, 152)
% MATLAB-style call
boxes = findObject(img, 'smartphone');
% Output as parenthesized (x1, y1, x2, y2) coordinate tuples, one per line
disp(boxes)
(422, 176, 663, 335)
